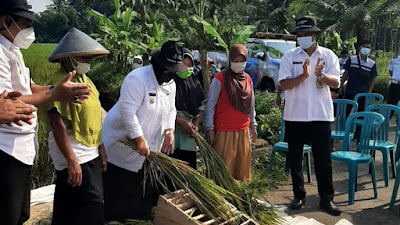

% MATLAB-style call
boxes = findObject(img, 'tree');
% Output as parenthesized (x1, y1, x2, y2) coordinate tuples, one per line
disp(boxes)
(88, 0, 145, 71)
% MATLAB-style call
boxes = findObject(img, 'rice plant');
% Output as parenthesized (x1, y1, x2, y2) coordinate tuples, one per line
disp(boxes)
(119, 137, 242, 224)
(194, 133, 282, 225)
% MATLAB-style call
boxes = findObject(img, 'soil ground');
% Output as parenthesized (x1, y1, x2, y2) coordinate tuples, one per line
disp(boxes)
(266, 119, 400, 225)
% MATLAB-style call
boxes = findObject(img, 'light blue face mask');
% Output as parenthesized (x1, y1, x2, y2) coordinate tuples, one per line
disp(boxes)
(360, 47, 371, 56)
(297, 36, 313, 49)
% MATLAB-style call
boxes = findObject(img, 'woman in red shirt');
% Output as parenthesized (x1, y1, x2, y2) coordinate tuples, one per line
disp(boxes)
(204, 44, 257, 181)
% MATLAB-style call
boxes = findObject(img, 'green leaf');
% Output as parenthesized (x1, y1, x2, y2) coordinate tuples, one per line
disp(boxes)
(250, 44, 283, 58)
(230, 25, 256, 47)
(114, 0, 121, 19)
(87, 9, 116, 30)
(191, 15, 228, 53)
(152, 21, 160, 42)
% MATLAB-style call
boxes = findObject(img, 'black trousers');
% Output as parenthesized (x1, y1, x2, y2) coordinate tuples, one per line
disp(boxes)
(52, 158, 104, 225)
(0, 151, 31, 225)
(387, 83, 400, 106)
(169, 148, 197, 169)
(285, 121, 334, 202)
(103, 162, 154, 222)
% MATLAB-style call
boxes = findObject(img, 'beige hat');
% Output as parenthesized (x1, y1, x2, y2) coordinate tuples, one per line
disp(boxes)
(48, 28, 109, 62)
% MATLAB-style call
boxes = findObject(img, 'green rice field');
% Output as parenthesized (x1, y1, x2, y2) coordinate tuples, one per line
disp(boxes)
(21, 43, 58, 85)
(21, 43, 58, 188)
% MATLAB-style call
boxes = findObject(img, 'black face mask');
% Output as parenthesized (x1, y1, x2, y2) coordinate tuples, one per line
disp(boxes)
(152, 60, 176, 85)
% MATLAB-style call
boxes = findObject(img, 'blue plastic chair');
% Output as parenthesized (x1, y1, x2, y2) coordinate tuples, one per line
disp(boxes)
(390, 145, 400, 210)
(269, 111, 312, 183)
(354, 93, 384, 111)
(331, 112, 384, 205)
(365, 104, 400, 187)
(332, 99, 358, 141)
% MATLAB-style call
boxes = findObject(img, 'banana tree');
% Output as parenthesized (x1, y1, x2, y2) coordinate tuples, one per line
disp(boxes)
(191, 14, 255, 56)
(189, 0, 211, 97)
(191, 12, 255, 96)
(88, 0, 146, 71)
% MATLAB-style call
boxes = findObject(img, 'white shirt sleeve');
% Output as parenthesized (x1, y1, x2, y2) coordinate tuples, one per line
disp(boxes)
(326, 51, 341, 88)
(249, 82, 257, 128)
(0, 51, 13, 92)
(119, 74, 145, 139)
(165, 83, 177, 130)
(388, 59, 394, 71)
(204, 78, 222, 130)
(278, 51, 293, 83)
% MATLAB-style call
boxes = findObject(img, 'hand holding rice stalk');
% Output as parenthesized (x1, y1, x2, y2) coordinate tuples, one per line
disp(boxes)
(119, 137, 242, 223)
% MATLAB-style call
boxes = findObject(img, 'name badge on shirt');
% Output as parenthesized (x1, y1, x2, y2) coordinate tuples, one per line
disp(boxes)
(293, 61, 303, 65)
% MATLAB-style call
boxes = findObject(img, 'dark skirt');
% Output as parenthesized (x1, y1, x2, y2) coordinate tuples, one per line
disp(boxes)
(52, 157, 104, 225)
(103, 162, 154, 222)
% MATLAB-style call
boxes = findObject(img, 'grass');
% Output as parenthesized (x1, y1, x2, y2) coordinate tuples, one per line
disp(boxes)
(21, 43, 58, 188)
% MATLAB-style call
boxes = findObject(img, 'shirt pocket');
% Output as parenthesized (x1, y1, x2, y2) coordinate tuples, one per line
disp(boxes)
(146, 89, 158, 112)
(293, 63, 304, 78)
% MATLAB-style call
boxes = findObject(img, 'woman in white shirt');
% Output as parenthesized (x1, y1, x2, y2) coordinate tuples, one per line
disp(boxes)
(102, 41, 187, 221)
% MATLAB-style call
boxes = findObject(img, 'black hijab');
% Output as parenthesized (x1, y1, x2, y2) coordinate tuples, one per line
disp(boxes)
(175, 49, 204, 117)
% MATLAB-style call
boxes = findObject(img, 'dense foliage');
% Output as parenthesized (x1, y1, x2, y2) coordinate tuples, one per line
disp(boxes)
(34, 0, 400, 53)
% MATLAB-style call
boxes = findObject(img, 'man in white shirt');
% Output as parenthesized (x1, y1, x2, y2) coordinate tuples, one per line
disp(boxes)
(279, 16, 341, 216)
(0, 1, 92, 224)
(102, 41, 187, 221)
(387, 56, 400, 108)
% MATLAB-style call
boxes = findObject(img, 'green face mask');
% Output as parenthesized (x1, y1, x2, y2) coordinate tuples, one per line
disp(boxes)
(177, 67, 193, 79)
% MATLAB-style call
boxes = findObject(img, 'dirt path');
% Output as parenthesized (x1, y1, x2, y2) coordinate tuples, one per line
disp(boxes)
(266, 120, 400, 225)
(25, 203, 52, 225)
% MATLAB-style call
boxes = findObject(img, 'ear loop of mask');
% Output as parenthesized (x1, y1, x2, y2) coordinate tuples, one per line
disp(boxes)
(1, 16, 14, 37)
(69, 57, 78, 69)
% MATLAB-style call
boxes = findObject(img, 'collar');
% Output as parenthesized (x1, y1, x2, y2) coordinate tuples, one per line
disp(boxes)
(358, 54, 368, 63)
(149, 65, 159, 87)
(0, 33, 13, 50)
(150, 64, 175, 88)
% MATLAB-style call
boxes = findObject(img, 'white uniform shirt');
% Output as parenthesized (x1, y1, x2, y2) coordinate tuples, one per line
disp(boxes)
(102, 65, 176, 172)
(388, 57, 400, 81)
(48, 117, 99, 171)
(0, 34, 37, 165)
(278, 46, 340, 122)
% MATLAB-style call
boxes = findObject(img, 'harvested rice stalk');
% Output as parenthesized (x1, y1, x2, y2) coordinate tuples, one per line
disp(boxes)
(194, 133, 282, 225)
(119, 137, 241, 224)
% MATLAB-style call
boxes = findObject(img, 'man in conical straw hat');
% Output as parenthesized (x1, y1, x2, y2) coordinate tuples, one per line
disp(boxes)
(0, 1, 91, 224)
(47, 27, 109, 225)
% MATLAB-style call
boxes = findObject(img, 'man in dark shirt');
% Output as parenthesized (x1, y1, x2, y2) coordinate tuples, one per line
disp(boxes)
(340, 40, 378, 109)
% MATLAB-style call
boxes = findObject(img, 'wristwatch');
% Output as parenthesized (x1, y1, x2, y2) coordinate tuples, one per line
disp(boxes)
(318, 72, 325, 80)
(165, 130, 173, 135)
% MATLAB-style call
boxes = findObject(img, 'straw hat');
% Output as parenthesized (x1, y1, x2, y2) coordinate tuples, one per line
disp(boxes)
(48, 28, 109, 62)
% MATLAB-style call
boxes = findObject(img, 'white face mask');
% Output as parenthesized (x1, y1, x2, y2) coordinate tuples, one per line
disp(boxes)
(76, 62, 91, 74)
(360, 47, 371, 56)
(230, 61, 246, 73)
(4, 17, 35, 49)
(297, 36, 314, 49)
